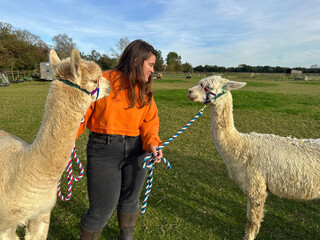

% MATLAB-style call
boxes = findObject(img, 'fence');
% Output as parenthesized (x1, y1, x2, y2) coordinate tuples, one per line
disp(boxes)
(2, 70, 35, 82)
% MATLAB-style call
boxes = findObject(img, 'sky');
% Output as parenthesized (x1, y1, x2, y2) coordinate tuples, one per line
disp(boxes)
(0, 0, 320, 68)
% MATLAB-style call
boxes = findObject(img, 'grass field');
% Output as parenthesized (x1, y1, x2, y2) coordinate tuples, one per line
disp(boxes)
(0, 73, 319, 239)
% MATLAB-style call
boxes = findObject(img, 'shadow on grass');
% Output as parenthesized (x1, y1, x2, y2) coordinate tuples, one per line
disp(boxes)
(18, 139, 320, 240)
(138, 149, 320, 239)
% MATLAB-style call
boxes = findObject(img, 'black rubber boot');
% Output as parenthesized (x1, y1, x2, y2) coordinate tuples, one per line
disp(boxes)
(117, 211, 138, 240)
(80, 223, 103, 240)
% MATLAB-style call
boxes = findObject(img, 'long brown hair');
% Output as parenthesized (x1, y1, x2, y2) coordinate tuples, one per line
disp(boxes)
(112, 39, 157, 109)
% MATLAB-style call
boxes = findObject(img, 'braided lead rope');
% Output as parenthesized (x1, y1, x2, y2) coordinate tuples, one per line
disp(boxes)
(140, 105, 207, 215)
(57, 145, 84, 201)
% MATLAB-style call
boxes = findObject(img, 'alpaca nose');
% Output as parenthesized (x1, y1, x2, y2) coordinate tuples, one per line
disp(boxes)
(188, 89, 193, 93)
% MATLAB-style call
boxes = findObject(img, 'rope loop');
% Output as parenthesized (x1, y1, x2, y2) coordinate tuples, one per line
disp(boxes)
(57, 145, 84, 201)
(140, 105, 207, 215)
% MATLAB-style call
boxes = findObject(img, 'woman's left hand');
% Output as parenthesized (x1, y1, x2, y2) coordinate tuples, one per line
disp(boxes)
(150, 145, 163, 163)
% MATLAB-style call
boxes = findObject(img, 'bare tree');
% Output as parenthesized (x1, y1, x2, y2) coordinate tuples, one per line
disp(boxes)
(109, 37, 130, 60)
(52, 33, 76, 59)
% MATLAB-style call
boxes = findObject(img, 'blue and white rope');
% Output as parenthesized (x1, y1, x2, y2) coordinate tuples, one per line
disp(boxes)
(140, 105, 207, 215)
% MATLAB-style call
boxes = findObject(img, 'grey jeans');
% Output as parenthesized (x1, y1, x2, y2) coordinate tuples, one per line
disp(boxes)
(81, 132, 147, 230)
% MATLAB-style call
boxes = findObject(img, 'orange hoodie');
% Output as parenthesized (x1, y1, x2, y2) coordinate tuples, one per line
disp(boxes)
(76, 70, 161, 153)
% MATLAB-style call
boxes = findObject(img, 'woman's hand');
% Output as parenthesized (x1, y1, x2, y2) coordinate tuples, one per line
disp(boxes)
(150, 145, 163, 163)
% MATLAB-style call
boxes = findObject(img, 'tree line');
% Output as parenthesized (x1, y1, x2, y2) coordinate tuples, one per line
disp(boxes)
(0, 22, 49, 71)
(194, 64, 320, 74)
(1, 21, 319, 74)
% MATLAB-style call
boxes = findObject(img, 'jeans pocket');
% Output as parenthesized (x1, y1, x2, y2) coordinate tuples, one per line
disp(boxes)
(87, 141, 105, 149)
(88, 133, 107, 147)
(87, 141, 106, 158)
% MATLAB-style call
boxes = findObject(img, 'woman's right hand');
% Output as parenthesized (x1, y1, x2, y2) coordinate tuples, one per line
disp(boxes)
(150, 145, 163, 163)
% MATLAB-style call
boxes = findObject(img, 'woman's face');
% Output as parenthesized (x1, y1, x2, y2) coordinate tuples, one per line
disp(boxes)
(142, 54, 156, 82)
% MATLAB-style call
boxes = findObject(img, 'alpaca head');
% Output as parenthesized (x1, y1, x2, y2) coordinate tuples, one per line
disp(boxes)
(187, 75, 246, 105)
(49, 49, 112, 101)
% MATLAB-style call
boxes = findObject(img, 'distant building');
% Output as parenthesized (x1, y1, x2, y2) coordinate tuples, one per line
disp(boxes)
(40, 62, 55, 81)
(290, 69, 302, 74)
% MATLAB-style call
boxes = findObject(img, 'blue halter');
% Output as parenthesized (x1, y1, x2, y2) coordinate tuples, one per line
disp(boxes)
(200, 82, 226, 104)
(58, 79, 100, 100)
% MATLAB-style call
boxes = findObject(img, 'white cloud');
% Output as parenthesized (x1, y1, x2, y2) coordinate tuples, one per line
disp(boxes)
(0, 0, 319, 67)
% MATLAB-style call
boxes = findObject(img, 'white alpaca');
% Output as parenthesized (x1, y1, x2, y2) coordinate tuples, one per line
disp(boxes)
(187, 75, 320, 240)
(0, 49, 111, 240)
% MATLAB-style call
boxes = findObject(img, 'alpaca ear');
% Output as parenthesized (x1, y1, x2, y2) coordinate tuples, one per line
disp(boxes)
(225, 80, 246, 90)
(49, 50, 61, 68)
(70, 49, 81, 81)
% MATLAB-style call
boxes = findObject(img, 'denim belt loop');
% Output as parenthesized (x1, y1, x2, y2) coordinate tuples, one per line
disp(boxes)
(107, 135, 111, 145)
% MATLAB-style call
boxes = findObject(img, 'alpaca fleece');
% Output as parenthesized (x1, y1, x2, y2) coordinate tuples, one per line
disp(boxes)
(0, 49, 111, 240)
(187, 75, 320, 240)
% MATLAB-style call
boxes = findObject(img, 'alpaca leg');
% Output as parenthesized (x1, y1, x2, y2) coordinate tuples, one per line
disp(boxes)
(0, 227, 19, 240)
(25, 212, 51, 240)
(243, 182, 268, 240)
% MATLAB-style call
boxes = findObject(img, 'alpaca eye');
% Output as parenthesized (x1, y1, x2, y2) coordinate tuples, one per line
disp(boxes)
(92, 80, 98, 84)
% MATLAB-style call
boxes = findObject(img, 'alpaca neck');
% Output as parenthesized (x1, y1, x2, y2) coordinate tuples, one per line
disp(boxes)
(28, 81, 90, 178)
(210, 92, 241, 150)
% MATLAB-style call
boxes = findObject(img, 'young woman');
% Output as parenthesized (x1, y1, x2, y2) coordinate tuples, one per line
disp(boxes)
(77, 39, 163, 240)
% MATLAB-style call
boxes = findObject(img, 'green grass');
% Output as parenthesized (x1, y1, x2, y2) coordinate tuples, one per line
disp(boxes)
(245, 82, 279, 87)
(0, 73, 319, 240)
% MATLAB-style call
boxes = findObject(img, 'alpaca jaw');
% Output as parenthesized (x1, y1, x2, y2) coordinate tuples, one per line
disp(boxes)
(187, 85, 207, 103)
(95, 76, 112, 100)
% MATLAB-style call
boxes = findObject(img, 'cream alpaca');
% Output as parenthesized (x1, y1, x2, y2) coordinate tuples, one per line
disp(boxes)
(187, 75, 320, 240)
(0, 49, 111, 240)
